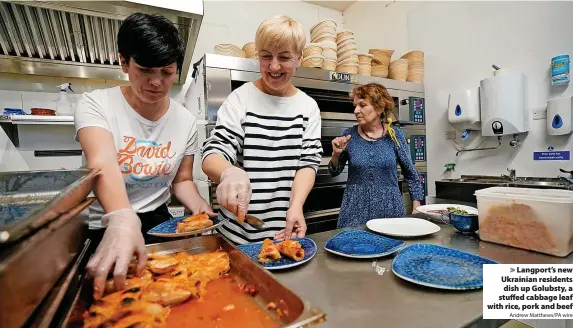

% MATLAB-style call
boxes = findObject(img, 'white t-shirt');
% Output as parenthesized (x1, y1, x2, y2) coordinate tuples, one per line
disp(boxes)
(74, 86, 198, 228)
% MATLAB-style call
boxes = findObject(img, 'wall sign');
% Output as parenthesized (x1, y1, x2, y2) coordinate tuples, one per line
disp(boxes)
(533, 151, 570, 161)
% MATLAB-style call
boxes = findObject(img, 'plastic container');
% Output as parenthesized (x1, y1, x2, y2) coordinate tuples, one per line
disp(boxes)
(55, 83, 74, 115)
(475, 187, 573, 257)
(551, 54, 570, 86)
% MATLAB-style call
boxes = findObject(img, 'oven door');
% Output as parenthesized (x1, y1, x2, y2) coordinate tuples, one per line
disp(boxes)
(303, 179, 346, 234)
(399, 166, 428, 213)
(320, 121, 352, 166)
(390, 90, 426, 125)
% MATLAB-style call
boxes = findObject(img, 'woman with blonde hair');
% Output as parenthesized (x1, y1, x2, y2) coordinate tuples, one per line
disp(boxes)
(329, 83, 423, 228)
(201, 15, 322, 244)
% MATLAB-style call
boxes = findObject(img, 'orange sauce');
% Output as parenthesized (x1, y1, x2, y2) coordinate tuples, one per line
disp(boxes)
(167, 276, 280, 328)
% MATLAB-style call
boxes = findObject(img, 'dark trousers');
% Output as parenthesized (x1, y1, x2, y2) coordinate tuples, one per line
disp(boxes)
(86, 204, 173, 253)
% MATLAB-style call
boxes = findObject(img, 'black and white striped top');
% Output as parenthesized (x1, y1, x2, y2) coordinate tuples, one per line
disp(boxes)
(201, 82, 323, 244)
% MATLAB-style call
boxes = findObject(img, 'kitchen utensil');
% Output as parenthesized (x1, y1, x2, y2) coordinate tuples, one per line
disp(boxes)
(147, 215, 228, 237)
(366, 217, 441, 238)
(236, 237, 317, 270)
(245, 214, 266, 229)
(30, 108, 56, 116)
(324, 229, 406, 259)
(439, 211, 479, 234)
(391, 243, 498, 290)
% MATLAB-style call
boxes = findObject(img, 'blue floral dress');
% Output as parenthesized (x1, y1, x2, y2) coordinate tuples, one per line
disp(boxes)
(328, 125, 424, 228)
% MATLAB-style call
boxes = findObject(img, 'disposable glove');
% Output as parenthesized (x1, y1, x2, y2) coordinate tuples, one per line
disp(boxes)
(86, 208, 146, 299)
(216, 167, 252, 223)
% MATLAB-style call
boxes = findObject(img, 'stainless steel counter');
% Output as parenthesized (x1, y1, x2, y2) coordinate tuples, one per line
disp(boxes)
(272, 216, 573, 328)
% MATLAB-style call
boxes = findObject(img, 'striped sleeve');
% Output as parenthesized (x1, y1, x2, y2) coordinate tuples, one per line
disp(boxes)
(201, 93, 244, 165)
(298, 105, 323, 171)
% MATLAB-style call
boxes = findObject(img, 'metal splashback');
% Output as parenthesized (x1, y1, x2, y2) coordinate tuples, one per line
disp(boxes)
(0, 0, 203, 83)
(194, 54, 425, 124)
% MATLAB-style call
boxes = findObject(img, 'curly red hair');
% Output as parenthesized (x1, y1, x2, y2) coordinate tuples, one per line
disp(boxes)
(349, 83, 396, 122)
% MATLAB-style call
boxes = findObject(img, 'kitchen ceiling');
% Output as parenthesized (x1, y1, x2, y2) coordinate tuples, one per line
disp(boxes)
(303, 1, 356, 12)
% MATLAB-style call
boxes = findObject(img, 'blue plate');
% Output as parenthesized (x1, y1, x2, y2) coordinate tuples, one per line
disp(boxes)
(147, 216, 227, 237)
(236, 238, 317, 270)
(324, 229, 406, 258)
(392, 243, 498, 290)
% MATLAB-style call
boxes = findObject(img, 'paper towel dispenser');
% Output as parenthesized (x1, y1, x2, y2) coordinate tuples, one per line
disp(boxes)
(479, 69, 529, 136)
(448, 87, 481, 131)
(547, 96, 573, 135)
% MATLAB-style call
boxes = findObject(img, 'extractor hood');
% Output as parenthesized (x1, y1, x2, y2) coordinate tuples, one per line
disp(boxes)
(0, 1, 203, 84)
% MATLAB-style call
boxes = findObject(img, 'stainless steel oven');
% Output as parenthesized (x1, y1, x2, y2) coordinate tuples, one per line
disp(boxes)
(187, 54, 427, 232)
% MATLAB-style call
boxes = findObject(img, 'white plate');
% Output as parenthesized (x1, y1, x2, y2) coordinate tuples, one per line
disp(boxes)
(416, 204, 478, 221)
(366, 217, 441, 237)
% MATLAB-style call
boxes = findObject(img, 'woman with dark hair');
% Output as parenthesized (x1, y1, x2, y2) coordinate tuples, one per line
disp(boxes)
(75, 13, 213, 298)
(329, 83, 424, 228)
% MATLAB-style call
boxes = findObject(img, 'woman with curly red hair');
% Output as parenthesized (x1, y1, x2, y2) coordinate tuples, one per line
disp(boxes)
(329, 83, 424, 228)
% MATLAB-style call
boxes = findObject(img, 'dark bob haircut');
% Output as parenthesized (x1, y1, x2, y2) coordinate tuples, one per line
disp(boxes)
(118, 13, 184, 71)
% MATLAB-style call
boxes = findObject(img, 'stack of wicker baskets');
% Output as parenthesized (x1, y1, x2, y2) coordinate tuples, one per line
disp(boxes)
(310, 19, 338, 70)
(214, 44, 246, 58)
(357, 54, 374, 76)
(336, 31, 358, 74)
(388, 59, 408, 81)
(401, 51, 424, 83)
(302, 43, 324, 68)
(319, 40, 337, 70)
(368, 49, 393, 78)
(242, 42, 257, 59)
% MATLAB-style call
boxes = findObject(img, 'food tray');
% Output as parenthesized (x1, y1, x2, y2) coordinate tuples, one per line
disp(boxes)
(0, 198, 93, 328)
(62, 234, 327, 328)
(0, 168, 99, 245)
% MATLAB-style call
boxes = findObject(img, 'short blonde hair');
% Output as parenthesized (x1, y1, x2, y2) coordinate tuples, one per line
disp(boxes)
(255, 15, 306, 57)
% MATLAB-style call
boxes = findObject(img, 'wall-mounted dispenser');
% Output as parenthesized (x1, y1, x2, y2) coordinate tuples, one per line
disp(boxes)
(480, 68, 529, 136)
(547, 95, 573, 135)
(448, 87, 481, 131)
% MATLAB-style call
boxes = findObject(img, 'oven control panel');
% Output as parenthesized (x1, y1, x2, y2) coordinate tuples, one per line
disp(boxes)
(409, 97, 425, 124)
(410, 136, 426, 162)
(419, 172, 428, 197)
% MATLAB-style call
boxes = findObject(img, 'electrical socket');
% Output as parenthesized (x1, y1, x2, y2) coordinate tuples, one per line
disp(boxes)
(533, 107, 547, 120)
(445, 130, 456, 140)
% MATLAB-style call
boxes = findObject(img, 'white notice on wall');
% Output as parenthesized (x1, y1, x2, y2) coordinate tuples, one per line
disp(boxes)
(483, 264, 573, 320)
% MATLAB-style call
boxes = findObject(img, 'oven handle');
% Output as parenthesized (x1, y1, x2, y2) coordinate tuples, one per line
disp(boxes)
(305, 208, 340, 220)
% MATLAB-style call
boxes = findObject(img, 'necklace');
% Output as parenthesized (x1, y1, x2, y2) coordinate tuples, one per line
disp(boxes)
(360, 125, 383, 140)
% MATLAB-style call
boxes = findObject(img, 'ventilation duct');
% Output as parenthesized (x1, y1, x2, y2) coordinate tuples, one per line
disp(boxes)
(0, 0, 203, 84)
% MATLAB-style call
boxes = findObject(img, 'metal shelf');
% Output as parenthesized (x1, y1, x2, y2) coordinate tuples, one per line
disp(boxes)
(0, 115, 74, 125)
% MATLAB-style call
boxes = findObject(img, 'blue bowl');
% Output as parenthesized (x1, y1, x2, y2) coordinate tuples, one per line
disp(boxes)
(448, 213, 479, 234)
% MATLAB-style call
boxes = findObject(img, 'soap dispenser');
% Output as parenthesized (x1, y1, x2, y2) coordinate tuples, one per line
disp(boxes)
(547, 96, 573, 135)
(56, 83, 74, 116)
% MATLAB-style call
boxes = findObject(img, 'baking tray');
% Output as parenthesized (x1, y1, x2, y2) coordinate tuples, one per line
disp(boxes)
(62, 234, 327, 328)
(0, 168, 99, 245)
